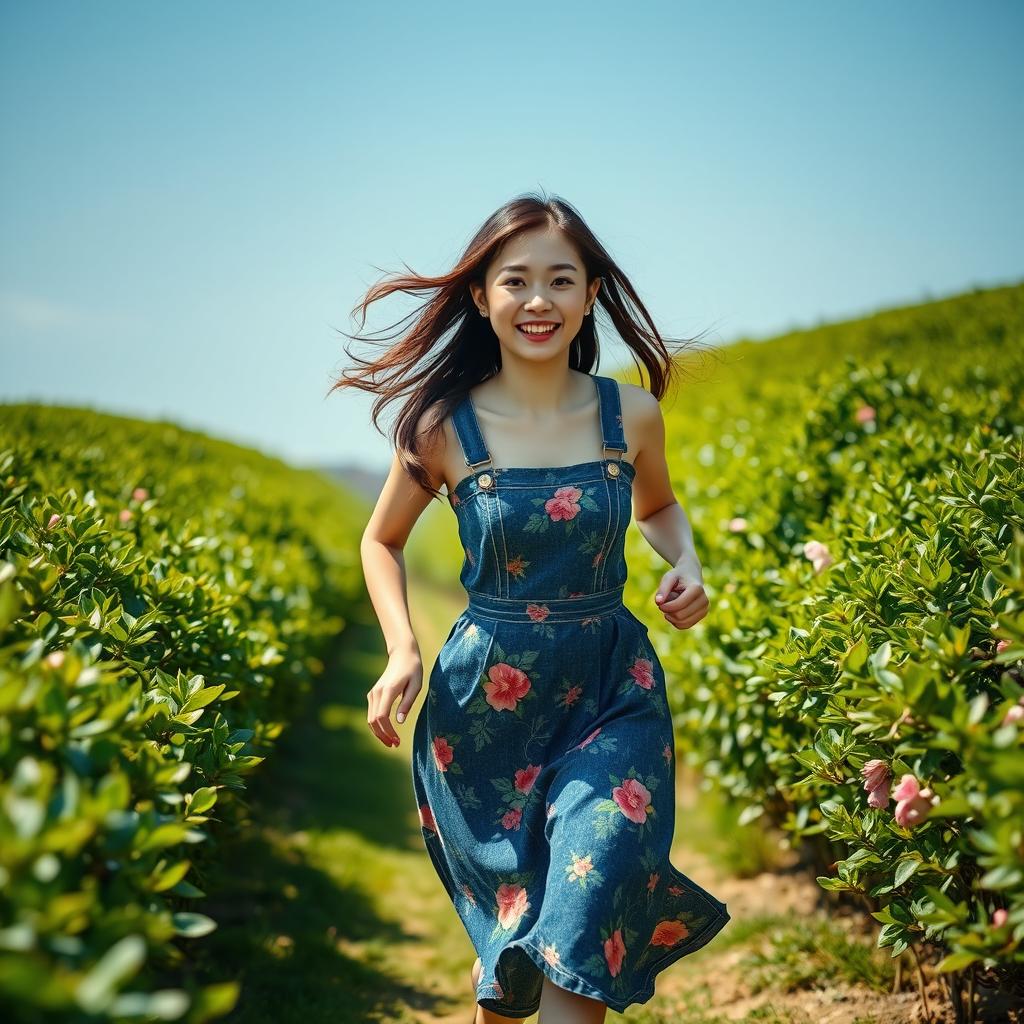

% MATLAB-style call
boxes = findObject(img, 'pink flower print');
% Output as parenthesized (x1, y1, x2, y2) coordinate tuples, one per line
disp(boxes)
(662, 742, 672, 764)
(603, 928, 626, 976)
(545, 485, 583, 522)
(561, 685, 583, 708)
(462, 882, 477, 906)
(495, 882, 530, 930)
(570, 853, 594, 879)
(507, 554, 529, 579)
(629, 657, 655, 690)
(860, 758, 892, 808)
(576, 726, 601, 749)
(526, 603, 550, 622)
(464, 545, 475, 566)
(650, 919, 689, 946)
(418, 803, 436, 831)
(592, 550, 604, 568)
(432, 736, 454, 772)
(514, 764, 542, 793)
(492, 979, 504, 999)
(892, 774, 937, 828)
(502, 807, 523, 831)
(855, 404, 876, 424)
(613, 778, 653, 824)
(541, 943, 560, 967)
(667, 884, 685, 896)
(483, 663, 532, 712)
(647, 872, 659, 893)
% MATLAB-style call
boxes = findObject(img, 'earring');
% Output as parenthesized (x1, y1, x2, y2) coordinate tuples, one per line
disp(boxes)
(480, 309, 488, 317)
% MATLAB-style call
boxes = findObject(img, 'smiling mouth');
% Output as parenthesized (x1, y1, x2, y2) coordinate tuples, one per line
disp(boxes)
(516, 323, 560, 338)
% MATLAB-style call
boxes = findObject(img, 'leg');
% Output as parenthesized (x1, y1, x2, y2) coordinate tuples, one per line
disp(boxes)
(471, 957, 529, 1024)
(537, 975, 607, 1024)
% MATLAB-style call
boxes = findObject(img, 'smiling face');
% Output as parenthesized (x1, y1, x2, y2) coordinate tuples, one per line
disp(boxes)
(470, 225, 601, 362)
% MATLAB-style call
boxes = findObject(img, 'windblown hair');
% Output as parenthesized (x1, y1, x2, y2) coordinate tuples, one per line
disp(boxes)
(328, 189, 721, 500)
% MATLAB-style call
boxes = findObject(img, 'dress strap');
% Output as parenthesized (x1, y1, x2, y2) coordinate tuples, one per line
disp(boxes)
(451, 392, 493, 470)
(593, 375, 628, 459)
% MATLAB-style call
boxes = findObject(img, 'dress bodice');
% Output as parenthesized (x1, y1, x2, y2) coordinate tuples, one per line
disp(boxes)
(448, 374, 635, 604)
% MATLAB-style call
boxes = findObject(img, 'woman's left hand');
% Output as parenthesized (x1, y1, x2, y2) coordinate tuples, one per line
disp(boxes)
(654, 570, 709, 630)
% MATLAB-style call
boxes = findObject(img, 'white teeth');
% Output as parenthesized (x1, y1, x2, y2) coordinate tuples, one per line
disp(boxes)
(519, 324, 558, 334)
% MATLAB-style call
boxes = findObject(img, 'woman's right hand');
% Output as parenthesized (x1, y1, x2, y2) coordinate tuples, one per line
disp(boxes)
(366, 645, 423, 748)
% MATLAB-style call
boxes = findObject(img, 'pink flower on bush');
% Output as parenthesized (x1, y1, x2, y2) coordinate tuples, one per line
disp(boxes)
(483, 663, 532, 712)
(612, 778, 653, 824)
(860, 758, 892, 809)
(1001, 696, 1024, 726)
(526, 603, 550, 622)
(995, 639, 1010, 654)
(803, 540, 833, 574)
(892, 774, 937, 828)
(514, 764, 542, 793)
(132, 487, 149, 501)
(44, 650, 65, 669)
(855, 404, 877, 424)
(727, 517, 748, 533)
(603, 928, 626, 976)
(46, 513, 61, 529)
(118, 508, 133, 524)
(544, 485, 583, 522)
(992, 908, 1008, 928)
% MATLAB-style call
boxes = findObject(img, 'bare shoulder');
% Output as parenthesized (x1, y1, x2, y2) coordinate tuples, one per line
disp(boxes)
(617, 380, 663, 460)
(412, 399, 452, 479)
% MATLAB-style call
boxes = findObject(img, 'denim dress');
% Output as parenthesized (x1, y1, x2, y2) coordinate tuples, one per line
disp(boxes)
(410, 373, 731, 1017)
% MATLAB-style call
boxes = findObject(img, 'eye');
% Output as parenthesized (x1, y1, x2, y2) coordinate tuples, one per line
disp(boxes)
(502, 276, 574, 287)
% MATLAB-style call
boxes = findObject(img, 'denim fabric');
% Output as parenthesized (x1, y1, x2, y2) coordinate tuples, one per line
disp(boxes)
(411, 373, 731, 1017)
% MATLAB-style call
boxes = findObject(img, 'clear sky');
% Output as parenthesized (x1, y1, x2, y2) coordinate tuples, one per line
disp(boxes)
(1, 1, 1021, 471)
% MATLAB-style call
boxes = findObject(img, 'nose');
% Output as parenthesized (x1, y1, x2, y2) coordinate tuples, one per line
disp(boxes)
(524, 291, 553, 310)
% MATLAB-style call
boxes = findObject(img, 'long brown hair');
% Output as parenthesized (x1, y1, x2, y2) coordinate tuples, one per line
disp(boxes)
(328, 190, 720, 500)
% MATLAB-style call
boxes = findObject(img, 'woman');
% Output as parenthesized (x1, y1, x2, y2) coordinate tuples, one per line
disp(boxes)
(340, 193, 730, 1024)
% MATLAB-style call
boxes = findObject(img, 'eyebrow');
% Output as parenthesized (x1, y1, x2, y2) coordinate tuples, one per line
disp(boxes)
(498, 263, 578, 273)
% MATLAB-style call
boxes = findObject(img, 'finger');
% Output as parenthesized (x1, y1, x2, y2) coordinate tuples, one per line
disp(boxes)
(376, 691, 401, 745)
(659, 587, 702, 613)
(367, 689, 394, 746)
(396, 685, 419, 725)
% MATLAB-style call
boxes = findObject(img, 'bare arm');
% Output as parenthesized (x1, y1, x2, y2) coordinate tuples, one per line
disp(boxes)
(626, 386, 710, 630)
(359, 407, 446, 746)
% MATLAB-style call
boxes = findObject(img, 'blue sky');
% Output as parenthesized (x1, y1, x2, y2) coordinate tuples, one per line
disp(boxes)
(1, 1, 1021, 471)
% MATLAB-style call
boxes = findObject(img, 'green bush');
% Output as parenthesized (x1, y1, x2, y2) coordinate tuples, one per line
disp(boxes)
(623, 283, 1024, 1003)
(0, 406, 365, 1022)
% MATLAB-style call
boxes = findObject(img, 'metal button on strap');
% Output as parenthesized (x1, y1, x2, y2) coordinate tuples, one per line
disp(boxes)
(477, 472, 494, 489)
(606, 461, 621, 478)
